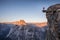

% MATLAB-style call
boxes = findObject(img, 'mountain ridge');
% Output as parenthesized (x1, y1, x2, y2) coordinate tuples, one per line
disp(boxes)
(0, 20, 47, 27)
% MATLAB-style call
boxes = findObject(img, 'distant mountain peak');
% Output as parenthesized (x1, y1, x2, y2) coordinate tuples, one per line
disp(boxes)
(19, 20, 26, 25)
(10, 20, 26, 25)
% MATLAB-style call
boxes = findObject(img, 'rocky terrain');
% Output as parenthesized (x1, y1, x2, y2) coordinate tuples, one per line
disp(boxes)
(0, 23, 48, 40)
(43, 4, 60, 40)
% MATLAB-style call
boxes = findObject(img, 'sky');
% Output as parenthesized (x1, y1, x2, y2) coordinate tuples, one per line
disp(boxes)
(0, 0, 60, 23)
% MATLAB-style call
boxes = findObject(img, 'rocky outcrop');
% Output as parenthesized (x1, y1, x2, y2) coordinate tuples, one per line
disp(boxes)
(43, 4, 60, 40)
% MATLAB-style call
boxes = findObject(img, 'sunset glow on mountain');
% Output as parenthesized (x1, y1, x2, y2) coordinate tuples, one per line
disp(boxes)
(34, 22, 47, 27)
(10, 20, 26, 25)
(1, 20, 47, 27)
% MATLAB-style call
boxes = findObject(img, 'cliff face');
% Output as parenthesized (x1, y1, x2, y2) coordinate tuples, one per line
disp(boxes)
(43, 4, 60, 40)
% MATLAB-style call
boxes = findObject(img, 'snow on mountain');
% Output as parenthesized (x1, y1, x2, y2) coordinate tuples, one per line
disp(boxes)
(0, 23, 48, 40)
